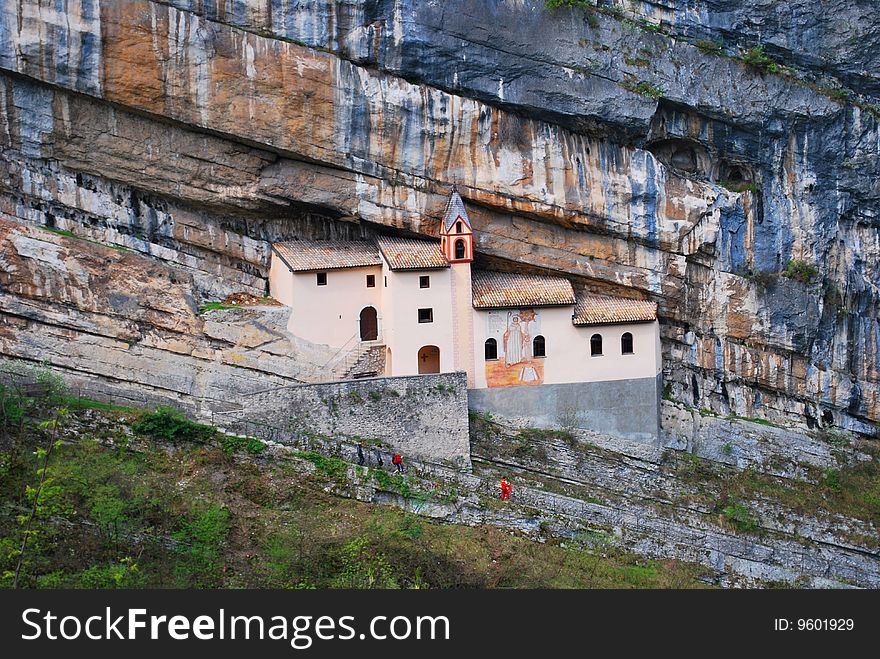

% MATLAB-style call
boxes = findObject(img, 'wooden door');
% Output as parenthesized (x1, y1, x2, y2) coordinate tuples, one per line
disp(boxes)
(417, 345, 440, 373)
(360, 306, 378, 341)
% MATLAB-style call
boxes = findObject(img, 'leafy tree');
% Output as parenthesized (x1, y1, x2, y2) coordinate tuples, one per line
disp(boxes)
(10, 409, 66, 588)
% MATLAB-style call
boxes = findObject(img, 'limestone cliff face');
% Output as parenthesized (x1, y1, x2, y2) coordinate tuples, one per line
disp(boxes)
(0, 1, 878, 434)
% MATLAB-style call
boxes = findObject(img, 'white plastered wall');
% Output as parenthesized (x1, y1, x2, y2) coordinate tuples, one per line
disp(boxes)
(284, 265, 383, 348)
(268, 250, 295, 307)
(471, 305, 660, 388)
(382, 265, 456, 376)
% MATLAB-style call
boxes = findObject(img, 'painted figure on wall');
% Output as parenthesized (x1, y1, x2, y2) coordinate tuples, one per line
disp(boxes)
(503, 313, 526, 366)
(486, 308, 544, 387)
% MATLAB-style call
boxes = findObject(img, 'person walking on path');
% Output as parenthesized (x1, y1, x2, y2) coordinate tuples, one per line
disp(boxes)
(356, 441, 365, 466)
(392, 452, 403, 474)
(375, 448, 384, 467)
(500, 478, 511, 501)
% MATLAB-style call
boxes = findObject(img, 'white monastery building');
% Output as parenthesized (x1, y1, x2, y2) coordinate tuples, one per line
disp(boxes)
(269, 191, 663, 440)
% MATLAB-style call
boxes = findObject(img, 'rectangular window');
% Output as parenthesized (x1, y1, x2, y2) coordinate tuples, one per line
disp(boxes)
(420, 275, 430, 288)
(316, 272, 327, 286)
(384, 276, 388, 287)
(418, 308, 433, 323)
(366, 274, 376, 288)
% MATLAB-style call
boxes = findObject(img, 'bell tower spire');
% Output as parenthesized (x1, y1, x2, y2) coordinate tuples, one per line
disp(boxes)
(439, 188, 473, 263)
(439, 188, 476, 386)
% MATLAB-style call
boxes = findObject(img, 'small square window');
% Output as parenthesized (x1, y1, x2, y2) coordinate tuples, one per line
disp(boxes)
(418, 308, 433, 323)
(366, 274, 376, 288)
(316, 272, 327, 286)
(420, 275, 430, 288)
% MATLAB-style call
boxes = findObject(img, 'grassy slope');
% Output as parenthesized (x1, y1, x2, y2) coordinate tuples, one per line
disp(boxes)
(0, 403, 711, 589)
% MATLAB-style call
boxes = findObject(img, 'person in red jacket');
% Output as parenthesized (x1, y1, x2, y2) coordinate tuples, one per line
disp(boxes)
(392, 452, 403, 473)
(500, 478, 511, 501)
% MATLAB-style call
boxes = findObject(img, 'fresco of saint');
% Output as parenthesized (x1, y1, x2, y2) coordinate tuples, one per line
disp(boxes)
(503, 313, 527, 366)
(485, 308, 544, 387)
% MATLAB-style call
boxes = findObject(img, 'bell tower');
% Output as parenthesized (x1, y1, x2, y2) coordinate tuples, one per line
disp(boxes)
(440, 189, 473, 264)
(440, 188, 476, 386)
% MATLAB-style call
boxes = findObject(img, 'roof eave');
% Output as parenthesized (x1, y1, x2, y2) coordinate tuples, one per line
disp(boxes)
(572, 317, 657, 326)
(290, 262, 382, 273)
(473, 302, 576, 310)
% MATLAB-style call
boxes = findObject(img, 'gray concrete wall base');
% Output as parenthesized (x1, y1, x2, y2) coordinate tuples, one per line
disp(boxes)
(467, 374, 662, 443)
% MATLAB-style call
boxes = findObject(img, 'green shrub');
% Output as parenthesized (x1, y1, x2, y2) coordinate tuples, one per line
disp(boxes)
(740, 45, 780, 74)
(859, 102, 880, 119)
(372, 468, 392, 490)
(621, 77, 664, 99)
(296, 451, 348, 479)
(332, 535, 398, 589)
(720, 180, 758, 194)
(218, 435, 267, 456)
(827, 88, 849, 103)
(173, 505, 231, 587)
(198, 301, 240, 313)
(696, 39, 724, 55)
(77, 559, 143, 588)
(721, 501, 758, 532)
(822, 468, 842, 491)
(0, 384, 25, 432)
(35, 571, 68, 588)
(90, 483, 130, 549)
(131, 406, 216, 443)
(1, 363, 70, 434)
(783, 259, 818, 284)
(814, 427, 850, 448)
(624, 54, 650, 67)
(395, 515, 424, 541)
(545, 0, 592, 10)
(392, 474, 412, 499)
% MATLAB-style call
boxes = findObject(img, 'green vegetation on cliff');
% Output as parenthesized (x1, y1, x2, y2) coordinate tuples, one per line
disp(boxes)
(0, 395, 709, 589)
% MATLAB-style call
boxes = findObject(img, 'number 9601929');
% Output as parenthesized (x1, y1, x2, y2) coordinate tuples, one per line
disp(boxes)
(797, 619, 854, 631)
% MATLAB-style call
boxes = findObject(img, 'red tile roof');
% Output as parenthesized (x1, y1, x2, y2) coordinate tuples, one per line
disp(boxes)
(573, 294, 658, 325)
(472, 270, 576, 309)
(273, 241, 381, 272)
(377, 236, 449, 270)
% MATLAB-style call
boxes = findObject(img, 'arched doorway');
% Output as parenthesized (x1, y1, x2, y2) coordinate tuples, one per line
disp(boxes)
(417, 345, 440, 374)
(359, 306, 378, 341)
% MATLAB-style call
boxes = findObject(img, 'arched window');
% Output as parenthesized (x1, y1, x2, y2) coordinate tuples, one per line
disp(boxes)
(533, 335, 546, 358)
(454, 239, 466, 260)
(456, 221, 463, 233)
(484, 338, 498, 360)
(621, 332, 634, 355)
(590, 333, 603, 356)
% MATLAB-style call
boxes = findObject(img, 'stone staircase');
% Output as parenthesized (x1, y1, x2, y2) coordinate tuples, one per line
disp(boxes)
(328, 341, 384, 380)
(343, 344, 387, 379)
